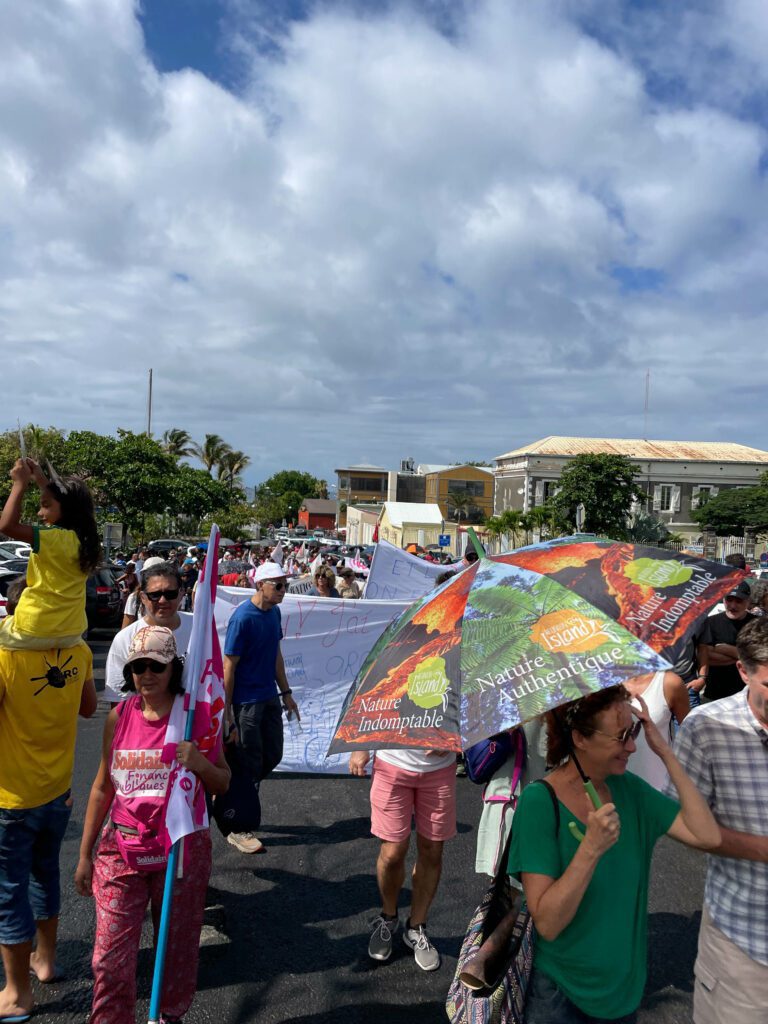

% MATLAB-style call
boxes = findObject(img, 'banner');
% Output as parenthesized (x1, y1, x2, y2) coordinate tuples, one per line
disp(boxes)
(215, 589, 409, 773)
(364, 540, 457, 601)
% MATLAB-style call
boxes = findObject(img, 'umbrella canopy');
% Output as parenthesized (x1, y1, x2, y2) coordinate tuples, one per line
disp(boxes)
(328, 542, 744, 756)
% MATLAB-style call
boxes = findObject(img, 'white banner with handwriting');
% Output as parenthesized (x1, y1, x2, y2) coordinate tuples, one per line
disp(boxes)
(363, 540, 456, 601)
(215, 588, 409, 773)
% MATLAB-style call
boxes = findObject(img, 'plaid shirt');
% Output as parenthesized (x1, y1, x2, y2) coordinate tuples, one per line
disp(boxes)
(667, 691, 768, 964)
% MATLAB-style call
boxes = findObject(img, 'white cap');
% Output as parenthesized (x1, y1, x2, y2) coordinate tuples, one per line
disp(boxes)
(142, 556, 167, 572)
(254, 562, 287, 582)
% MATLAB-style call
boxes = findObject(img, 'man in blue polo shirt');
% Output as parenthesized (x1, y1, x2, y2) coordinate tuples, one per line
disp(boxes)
(223, 562, 299, 854)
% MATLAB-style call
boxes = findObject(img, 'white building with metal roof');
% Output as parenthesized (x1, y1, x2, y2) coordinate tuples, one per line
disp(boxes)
(494, 436, 768, 538)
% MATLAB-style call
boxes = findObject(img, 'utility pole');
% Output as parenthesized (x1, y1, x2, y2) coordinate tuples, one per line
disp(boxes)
(146, 368, 153, 435)
(643, 369, 650, 439)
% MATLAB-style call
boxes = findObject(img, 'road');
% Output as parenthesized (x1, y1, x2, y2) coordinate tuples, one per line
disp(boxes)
(24, 637, 704, 1023)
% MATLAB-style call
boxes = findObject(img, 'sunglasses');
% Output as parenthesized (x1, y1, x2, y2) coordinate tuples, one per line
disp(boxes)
(266, 581, 287, 591)
(144, 589, 180, 602)
(130, 658, 169, 675)
(593, 721, 642, 745)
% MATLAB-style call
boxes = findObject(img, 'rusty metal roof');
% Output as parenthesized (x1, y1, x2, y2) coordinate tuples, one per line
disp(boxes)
(494, 436, 768, 464)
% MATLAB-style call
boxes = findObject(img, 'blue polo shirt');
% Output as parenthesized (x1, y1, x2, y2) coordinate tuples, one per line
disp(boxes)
(224, 601, 282, 704)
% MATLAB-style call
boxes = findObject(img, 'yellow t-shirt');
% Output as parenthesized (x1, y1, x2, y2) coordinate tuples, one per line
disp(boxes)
(0, 645, 93, 808)
(12, 526, 87, 639)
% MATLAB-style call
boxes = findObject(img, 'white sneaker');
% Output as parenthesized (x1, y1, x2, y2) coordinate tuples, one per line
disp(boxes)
(403, 922, 441, 971)
(226, 832, 266, 854)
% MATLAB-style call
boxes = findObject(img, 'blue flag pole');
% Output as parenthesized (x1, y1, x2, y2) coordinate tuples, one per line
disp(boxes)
(147, 525, 220, 1024)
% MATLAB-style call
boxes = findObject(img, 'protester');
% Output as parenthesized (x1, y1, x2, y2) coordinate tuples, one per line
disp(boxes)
(0, 457, 99, 649)
(349, 741, 458, 972)
(337, 568, 361, 600)
(223, 562, 299, 854)
(120, 556, 167, 629)
(668, 617, 768, 1023)
(694, 580, 757, 703)
(623, 669, 690, 789)
(308, 566, 340, 598)
(0, 639, 96, 1022)
(75, 626, 229, 1024)
(3, 577, 27, 618)
(509, 686, 719, 1023)
(104, 563, 193, 704)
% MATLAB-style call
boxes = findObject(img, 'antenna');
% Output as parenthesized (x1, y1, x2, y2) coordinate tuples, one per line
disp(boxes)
(643, 369, 650, 439)
(146, 368, 153, 435)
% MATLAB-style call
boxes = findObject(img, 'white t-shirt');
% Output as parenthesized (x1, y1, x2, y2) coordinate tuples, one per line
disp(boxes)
(376, 748, 455, 773)
(103, 613, 194, 703)
(124, 592, 140, 618)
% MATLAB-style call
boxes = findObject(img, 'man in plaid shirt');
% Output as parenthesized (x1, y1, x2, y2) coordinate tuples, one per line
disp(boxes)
(668, 617, 768, 1023)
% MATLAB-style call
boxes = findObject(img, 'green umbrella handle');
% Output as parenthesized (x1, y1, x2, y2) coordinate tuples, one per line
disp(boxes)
(568, 780, 603, 843)
(466, 527, 485, 558)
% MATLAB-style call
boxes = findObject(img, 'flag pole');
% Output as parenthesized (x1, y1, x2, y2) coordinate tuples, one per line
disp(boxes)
(147, 527, 219, 1024)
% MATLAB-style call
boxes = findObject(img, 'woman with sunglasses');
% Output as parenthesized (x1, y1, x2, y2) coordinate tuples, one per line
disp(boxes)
(75, 626, 230, 1024)
(509, 685, 719, 1024)
(309, 566, 340, 598)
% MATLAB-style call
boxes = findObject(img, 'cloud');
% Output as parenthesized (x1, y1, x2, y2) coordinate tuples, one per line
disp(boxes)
(1, 0, 767, 484)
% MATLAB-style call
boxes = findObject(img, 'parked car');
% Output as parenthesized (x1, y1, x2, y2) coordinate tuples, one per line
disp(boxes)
(147, 538, 190, 557)
(0, 559, 30, 576)
(0, 568, 24, 618)
(85, 565, 122, 633)
(0, 541, 31, 560)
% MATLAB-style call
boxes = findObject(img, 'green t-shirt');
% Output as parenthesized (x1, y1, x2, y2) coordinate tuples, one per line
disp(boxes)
(508, 773, 679, 1019)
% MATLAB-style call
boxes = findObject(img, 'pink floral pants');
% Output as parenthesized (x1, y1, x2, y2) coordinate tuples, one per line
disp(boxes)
(90, 826, 212, 1024)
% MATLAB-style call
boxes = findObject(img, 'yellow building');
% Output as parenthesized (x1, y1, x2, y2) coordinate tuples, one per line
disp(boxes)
(423, 464, 495, 523)
(335, 464, 389, 528)
(377, 502, 458, 551)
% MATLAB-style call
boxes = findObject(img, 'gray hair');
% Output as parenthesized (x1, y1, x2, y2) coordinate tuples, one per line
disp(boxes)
(140, 562, 182, 591)
(736, 618, 768, 672)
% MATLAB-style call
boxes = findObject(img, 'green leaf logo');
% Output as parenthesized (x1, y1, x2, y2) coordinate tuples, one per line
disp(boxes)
(624, 558, 692, 588)
(407, 656, 450, 710)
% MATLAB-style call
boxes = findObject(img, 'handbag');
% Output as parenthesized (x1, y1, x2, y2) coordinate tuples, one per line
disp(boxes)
(445, 781, 560, 1024)
(465, 731, 524, 786)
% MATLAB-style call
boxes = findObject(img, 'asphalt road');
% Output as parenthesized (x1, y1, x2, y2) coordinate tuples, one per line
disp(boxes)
(19, 638, 705, 1024)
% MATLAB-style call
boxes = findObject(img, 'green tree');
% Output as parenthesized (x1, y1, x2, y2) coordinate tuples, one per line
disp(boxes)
(549, 454, 645, 539)
(693, 478, 768, 535)
(499, 509, 524, 549)
(217, 449, 251, 490)
(625, 511, 673, 545)
(447, 489, 473, 524)
(162, 428, 194, 461)
(201, 501, 255, 541)
(253, 470, 326, 526)
(191, 434, 231, 474)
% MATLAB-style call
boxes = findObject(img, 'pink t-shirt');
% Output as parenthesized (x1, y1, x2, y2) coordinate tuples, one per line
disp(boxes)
(110, 695, 172, 838)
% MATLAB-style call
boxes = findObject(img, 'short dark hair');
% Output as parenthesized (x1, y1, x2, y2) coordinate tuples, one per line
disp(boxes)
(724, 553, 747, 570)
(545, 685, 630, 765)
(140, 563, 182, 591)
(736, 618, 768, 673)
(434, 570, 456, 588)
(5, 577, 27, 615)
(121, 655, 185, 694)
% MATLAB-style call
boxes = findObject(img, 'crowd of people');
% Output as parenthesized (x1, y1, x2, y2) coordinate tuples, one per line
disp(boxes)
(0, 458, 767, 1024)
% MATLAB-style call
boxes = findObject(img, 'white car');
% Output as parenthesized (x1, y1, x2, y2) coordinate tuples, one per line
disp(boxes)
(0, 540, 31, 560)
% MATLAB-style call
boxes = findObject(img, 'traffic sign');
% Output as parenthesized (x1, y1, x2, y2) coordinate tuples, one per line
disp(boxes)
(438, 534, 451, 547)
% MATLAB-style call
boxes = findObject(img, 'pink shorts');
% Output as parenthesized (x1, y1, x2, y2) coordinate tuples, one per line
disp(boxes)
(370, 759, 457, 843)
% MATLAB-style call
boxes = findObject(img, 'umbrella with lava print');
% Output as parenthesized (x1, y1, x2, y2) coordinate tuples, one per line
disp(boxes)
(328, 556, 672, 756)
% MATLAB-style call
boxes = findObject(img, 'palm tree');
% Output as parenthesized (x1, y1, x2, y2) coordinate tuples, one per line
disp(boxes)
(483, 515, 505, 555)
(162, 428, 194, 461)
(447, 489, 473, 525)
(499, 509, 524, 550)
(191, 434, 231, 474)
(217, 450, 251, 490)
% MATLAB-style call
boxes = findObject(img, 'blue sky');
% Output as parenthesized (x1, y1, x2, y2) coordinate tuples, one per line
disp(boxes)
(2, 0, 768, 485)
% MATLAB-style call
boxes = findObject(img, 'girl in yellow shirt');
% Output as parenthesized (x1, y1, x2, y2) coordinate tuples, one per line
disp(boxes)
(0, 458, 100, 648)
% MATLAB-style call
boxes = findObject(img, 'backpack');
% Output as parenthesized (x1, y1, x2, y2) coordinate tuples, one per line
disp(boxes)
(465, 729, 525, 785)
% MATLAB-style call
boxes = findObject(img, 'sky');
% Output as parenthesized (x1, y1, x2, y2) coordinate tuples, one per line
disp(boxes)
(2, 0, 768, 487)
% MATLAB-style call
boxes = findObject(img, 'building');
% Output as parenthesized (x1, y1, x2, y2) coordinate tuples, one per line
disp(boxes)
(345, 504, 382, 546)
(377, 502, 458, 550)
(494, 436, 768, 539)
(335, 465, 390, 527)
(297, 498, 337, 532)
(423, 464, 495, 524)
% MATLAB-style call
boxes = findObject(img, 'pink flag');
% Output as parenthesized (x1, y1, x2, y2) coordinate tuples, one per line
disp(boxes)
(161, 525, 226, 849)
(270, 541, 284, 566)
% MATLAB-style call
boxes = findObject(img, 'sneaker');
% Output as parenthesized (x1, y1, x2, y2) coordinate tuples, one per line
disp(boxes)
(403, 922, 441, 972)
(368, 914, 399, 961)
(226, 832, 266, 854)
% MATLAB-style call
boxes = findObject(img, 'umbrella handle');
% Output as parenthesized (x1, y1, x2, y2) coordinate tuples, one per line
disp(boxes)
(568, 780, 603, 844)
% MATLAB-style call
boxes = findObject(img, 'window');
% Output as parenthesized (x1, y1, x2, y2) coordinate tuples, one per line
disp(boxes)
(350, 476, 387, 492)
(543, 481, 559, 500)
(659, 485, 673, 511)
(447, 479, 485, 497)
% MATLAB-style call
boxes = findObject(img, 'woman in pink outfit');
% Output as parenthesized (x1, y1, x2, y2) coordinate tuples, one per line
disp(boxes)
(75, 626, 230, 1024)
